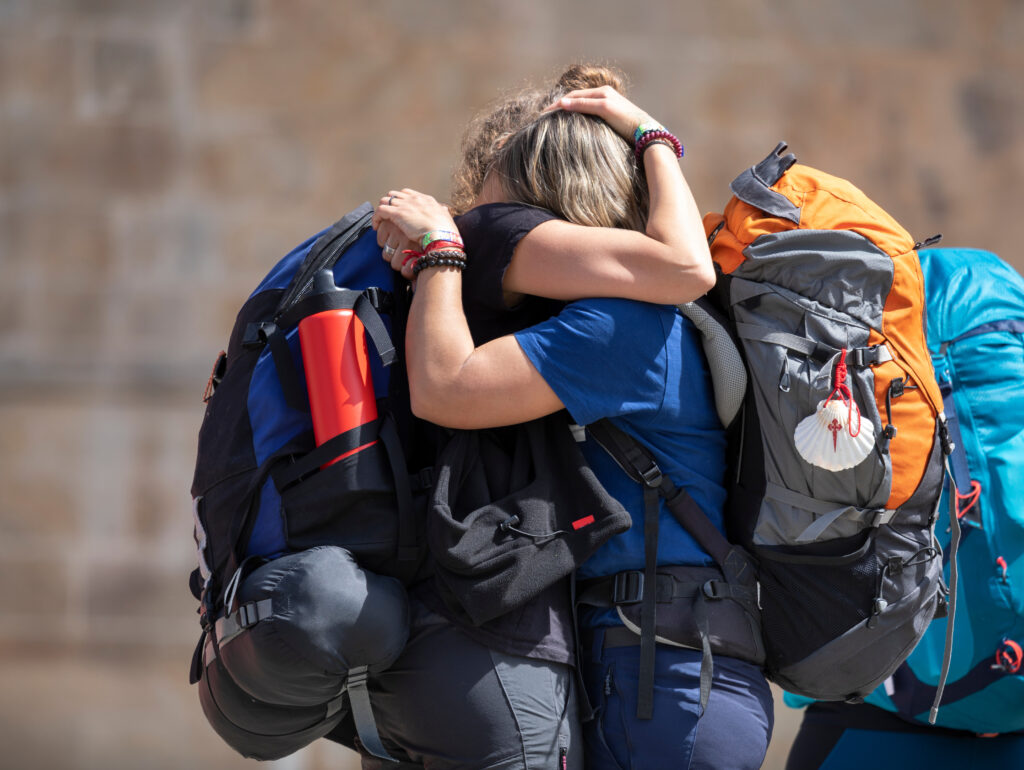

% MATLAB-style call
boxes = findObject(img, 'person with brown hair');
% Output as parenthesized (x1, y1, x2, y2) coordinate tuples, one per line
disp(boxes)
(371, 65, 773, 769)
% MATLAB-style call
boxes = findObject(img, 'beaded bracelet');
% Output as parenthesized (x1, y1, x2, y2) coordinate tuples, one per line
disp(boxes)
(420, 230, 464, 250)
(412, 250, 467, 276)
(634, 128, 684, 159)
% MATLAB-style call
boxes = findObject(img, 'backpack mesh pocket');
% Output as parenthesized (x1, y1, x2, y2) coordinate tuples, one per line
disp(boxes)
(755, 531, 879, 669)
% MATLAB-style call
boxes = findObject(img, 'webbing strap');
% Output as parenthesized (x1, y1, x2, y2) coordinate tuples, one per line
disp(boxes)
(260, 322, 308, 412)
(273, 422, 380, 489)
(735, 324, 835, 363)
(930, 459, 963, 724)
(278, 287, 397, 368)
(735, 324, 890, 369)
(692, 598, 714, 714)
(662, 486, 734, 567)
(378, 414, 419, 581)
(587, 418, 736, 721)
(214, 598, 273, 647)
(587, 420, 734, 568)
(764, 483, 895, 543)
(637, 484, 659, 721)
(346, 666, 395, 762)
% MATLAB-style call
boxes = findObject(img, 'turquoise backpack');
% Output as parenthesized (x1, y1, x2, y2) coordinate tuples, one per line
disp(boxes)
(856, 247, 1024, 733)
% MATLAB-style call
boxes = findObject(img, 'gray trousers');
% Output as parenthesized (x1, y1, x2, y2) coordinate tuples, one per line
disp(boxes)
(357, 597, 581, 770)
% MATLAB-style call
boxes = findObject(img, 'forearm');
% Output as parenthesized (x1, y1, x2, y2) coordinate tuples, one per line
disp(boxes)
(405, 268, 475, 423)
(502, 125, 715, 305)
(639, 142, 716, 298)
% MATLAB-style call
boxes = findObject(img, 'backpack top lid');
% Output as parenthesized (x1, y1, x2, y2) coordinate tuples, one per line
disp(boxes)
(704, 142, 918, 276)
(919, 247, 1024, 350)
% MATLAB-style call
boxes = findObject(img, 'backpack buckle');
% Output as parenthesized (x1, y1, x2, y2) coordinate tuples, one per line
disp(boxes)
(612, 571, 644, 605)
(242, 321, 275, 349)
(637, 461, 662, 488)
(848, 345, 892, 368)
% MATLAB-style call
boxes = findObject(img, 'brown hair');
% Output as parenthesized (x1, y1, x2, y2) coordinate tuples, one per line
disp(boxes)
(448, 63, 645, 228)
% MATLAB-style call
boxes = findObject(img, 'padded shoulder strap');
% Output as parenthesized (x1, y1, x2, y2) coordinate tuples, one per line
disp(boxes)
(678, 297, 747, 429)
(275, 203, 376, 318)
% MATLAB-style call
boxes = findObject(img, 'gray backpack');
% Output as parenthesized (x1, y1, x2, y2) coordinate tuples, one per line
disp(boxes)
(590, 143, 953, 720)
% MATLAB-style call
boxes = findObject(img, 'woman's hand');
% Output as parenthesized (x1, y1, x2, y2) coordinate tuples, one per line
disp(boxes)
(544, 86, 655, 143)
(374, 188, 461, 278)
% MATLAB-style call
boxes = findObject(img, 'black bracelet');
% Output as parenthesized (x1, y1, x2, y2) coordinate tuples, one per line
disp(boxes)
(413, 250, 467, 275)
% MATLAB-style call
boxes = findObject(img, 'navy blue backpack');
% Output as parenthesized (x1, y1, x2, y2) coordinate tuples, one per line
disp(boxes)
(189, 204, 430, 761)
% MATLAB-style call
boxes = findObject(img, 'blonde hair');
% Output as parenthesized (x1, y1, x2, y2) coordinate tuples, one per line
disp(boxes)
(490, 108, 646, 231)
(449, 63, 647, 230)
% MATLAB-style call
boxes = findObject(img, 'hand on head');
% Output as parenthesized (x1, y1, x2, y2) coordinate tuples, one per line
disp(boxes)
(544, 86, 656, 144)
(373, 189, 462, 279)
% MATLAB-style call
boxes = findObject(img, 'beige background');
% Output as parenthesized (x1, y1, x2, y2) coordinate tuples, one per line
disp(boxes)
(2, 1, 1022, 768)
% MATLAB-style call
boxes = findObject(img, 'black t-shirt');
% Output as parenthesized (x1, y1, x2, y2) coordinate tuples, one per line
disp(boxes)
(456, 202, 563, 344)
(414, 202, 577, 665)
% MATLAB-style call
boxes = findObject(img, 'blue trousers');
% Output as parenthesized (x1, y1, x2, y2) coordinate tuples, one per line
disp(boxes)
(581, 628, 773, 770)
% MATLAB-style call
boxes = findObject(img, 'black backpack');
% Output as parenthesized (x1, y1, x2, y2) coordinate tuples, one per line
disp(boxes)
(189, 204, 431, 761)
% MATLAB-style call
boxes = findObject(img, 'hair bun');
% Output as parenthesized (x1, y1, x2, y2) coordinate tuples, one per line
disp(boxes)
(555, 63, 627, 94)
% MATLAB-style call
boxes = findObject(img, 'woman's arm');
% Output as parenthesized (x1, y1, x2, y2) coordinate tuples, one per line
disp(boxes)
(503, 87, 714, 305)
(373, 191, 564, 429)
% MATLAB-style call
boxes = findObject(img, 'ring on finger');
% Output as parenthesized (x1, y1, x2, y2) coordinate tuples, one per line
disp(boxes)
(383, 243, 397, 259)
(388, 195, 395, 206)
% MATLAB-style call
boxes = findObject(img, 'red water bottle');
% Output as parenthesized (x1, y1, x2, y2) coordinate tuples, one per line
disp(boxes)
(298, 271, 378, 466)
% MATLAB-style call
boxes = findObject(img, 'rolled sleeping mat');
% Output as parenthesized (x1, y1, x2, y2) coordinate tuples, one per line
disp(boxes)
(198, 636, 347, 761)
(208, 546, 411, 761)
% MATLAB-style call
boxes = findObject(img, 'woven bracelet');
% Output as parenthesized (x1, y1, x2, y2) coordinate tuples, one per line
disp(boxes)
(419, 230, 464, 250)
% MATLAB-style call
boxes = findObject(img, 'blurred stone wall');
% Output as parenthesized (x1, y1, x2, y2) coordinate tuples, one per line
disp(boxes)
(1, 1, 1021, 768)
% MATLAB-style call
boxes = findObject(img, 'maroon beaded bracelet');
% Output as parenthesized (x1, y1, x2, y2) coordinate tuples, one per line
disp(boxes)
(634, 128, 684, 159)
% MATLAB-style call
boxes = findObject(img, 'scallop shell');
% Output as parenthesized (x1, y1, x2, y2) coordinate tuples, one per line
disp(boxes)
(794, 398, 876, 471)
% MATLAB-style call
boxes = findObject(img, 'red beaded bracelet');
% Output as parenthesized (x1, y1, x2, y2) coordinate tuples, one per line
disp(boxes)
(634, 128, 684, 159)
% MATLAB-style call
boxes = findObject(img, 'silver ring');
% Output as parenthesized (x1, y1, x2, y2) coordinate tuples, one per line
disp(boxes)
(383, 243, 396, 259)
(388, 195, 395, 206)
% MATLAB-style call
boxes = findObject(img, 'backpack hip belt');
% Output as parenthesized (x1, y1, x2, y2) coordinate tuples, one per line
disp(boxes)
(576, 562, 764, 666)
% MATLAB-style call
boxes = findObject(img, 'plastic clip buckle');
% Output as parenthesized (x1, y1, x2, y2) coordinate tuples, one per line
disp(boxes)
(612, 571, 644, 605)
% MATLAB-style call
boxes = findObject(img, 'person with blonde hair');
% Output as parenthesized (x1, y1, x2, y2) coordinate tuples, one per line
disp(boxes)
(372, 64, 773, 769)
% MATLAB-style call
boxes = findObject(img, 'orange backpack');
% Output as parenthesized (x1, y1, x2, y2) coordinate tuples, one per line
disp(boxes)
(700, 143, 950, 705)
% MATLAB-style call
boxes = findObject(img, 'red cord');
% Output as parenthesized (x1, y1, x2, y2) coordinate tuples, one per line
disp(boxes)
(955, 480, 982, 520)
(822, 348, 862, 437)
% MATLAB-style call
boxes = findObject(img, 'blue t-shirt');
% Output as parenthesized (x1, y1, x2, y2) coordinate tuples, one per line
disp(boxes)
(514, 297, 728, 583)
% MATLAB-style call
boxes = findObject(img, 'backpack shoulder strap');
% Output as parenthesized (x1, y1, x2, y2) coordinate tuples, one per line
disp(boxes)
(276, 203, 376, 316)
(677, 296, 747, 430)
(587, 419, 734, 567)
(585, 418, 748, 718)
